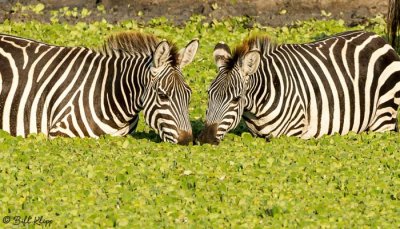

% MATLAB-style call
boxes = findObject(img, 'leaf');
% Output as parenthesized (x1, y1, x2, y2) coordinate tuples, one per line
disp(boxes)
(32, 3, 45, 14)
(122, 140, 129, 149)
(241, 132, 253, 143)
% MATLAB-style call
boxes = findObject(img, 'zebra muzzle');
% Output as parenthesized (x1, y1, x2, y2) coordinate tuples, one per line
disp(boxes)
(177, 130, 193, 145)
(197, 123, 220, 145)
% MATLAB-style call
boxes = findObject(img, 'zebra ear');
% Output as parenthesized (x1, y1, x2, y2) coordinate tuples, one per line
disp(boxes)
(152, 40, 171, 69)
(178, 39, 199, 69)
(240, 50, 261, 77)
(213, 42, 231, 69)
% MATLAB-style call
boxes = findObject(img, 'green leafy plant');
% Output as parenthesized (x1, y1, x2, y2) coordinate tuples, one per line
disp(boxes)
(0, 13, 399, 228)
(12, 3, 45, 14)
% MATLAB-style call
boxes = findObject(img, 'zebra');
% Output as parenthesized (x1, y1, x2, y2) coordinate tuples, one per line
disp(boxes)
(0, 32, 199, 145)
(198, 31, 400, 145)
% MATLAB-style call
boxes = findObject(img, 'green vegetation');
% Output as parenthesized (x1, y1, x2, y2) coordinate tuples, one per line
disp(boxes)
(0, 11, 399, 227)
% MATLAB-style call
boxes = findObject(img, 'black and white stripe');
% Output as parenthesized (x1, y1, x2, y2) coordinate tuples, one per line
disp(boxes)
(0, 32, 198, 144)
(199, 31, 400, 144)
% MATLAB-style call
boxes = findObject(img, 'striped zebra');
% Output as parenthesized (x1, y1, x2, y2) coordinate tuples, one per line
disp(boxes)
(198, 31, 400, 145)
(0, 32, 199, 145)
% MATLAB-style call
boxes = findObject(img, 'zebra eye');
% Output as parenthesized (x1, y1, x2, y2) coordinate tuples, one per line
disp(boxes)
(158, 91, 169, 100)
(232, 96, 241, 103)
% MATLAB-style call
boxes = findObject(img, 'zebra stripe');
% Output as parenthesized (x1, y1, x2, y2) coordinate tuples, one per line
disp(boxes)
(0, 32, 198, 144)
(198, 31, 400, 145)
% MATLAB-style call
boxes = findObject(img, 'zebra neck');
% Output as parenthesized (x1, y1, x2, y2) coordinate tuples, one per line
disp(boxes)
(244, 59, 307, 136)
(101, 53, 150, 125)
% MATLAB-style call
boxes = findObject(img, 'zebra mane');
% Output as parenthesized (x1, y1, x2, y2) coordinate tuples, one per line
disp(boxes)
(226, 35, 274, 69)
(101, 32, 179, 66)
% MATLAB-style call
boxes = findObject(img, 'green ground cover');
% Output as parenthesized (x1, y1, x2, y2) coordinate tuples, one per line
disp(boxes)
(0, 12, 399, 228)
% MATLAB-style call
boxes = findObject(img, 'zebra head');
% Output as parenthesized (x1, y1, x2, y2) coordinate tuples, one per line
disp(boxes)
(142, 39, 199, 145)
(198, 42, 261, 145)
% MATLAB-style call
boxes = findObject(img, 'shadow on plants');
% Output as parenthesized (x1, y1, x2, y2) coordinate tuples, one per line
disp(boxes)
(130, 130, 161, 143)
(230, 120, 250, 136)
(191, 119, 204, 139)
(128, 120, 252, 145)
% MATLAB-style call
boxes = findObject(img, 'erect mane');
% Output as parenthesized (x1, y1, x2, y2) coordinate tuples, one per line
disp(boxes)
(101, 31, 180, 66)
(226, 35, 274, 69)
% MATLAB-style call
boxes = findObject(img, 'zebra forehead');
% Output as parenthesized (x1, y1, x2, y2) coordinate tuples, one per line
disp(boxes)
(210, 70, 243, 94)
(212, 68, 241, 85)
(224, 35, 273, 69)
(102, 31, 180, 66)
(160, 71, 192, 92)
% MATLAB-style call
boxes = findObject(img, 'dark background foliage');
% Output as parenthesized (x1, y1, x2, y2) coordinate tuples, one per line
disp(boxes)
(0, 0, 390, 26)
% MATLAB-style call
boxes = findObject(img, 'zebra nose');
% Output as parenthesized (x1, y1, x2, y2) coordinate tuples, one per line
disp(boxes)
(177, 130, 193, 145)
(197, 123, 220, 145)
